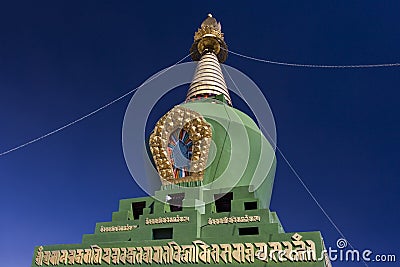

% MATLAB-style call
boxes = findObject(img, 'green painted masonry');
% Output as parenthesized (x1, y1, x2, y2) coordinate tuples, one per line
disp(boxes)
(32, 100, 331, 266)
(32, 186, 328, 266)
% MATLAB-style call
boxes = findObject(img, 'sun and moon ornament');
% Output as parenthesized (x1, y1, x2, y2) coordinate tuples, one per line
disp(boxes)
(190, 13, 228, 64)
(149, 106, 212, 188)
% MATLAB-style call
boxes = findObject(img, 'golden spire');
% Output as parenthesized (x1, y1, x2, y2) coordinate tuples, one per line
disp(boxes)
(187, 14, 232, 105)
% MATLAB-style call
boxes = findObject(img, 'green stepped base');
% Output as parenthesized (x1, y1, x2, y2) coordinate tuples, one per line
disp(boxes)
(32, 186, 331, 266)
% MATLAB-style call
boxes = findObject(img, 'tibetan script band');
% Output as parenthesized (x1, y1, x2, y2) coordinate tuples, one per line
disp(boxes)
(35, 235, 317, 266)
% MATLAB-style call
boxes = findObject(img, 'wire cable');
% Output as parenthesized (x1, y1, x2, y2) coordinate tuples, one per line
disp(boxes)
(0, 53, 192, 157)
(2, 48, 397, 157)
(226, 48, 400, 68)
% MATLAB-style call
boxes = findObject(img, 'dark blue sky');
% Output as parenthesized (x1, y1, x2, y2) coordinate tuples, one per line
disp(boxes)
(0, 1, 399, 266)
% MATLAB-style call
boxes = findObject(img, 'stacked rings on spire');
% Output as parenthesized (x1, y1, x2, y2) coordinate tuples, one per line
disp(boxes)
(187, 52, 231, 105)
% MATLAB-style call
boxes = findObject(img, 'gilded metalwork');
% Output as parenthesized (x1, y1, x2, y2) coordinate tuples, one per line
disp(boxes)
(207, 215, 261, 225)
(34, 237, 318, 266)
(186, 52, 232, 105)
(99, 225, 138, 233)
(149, 106, 212, 186)
(187, 14, 232, 105)
(145, 215, 190, 225)
(190, 14, 227, 63)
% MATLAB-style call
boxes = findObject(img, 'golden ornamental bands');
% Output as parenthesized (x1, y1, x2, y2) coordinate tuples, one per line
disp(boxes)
(34, 236, 317, 266)
(145, 215, 190, 225)
(99, 224, 138, 233)
(208, 215, 261, 225)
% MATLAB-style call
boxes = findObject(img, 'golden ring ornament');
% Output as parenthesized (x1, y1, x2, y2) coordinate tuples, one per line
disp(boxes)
(149, 106, 212, 186)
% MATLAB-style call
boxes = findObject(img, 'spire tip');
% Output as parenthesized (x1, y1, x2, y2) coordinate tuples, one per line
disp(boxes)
(190, 14, 228, 63)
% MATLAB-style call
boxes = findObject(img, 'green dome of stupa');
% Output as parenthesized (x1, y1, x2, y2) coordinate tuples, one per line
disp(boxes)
(178, 100, 276, 209)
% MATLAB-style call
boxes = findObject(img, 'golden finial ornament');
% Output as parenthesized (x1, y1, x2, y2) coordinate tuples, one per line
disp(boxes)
(190, 13, 228, 63)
